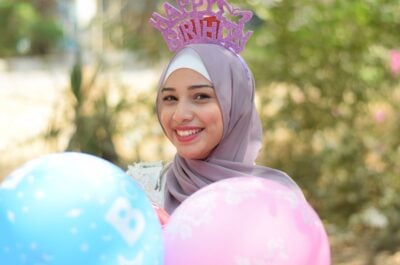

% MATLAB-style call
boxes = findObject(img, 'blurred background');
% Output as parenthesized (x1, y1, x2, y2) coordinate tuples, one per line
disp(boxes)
(0, 0, 399, 264)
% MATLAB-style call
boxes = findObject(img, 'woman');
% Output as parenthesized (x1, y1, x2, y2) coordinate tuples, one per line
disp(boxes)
(128, 42, 330, 264)
(155, 44, 303, 214)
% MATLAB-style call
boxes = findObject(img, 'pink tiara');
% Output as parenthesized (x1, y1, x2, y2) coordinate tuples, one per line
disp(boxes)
(149, 0, 253, 53)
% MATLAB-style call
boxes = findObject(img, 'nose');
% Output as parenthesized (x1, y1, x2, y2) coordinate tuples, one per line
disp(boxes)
(172, 100, 194, 123)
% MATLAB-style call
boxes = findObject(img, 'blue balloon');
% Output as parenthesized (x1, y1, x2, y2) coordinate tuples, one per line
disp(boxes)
(0, 152, 163, 265)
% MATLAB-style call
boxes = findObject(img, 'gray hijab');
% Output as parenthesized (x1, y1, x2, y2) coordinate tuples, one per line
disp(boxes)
(156, 44, 303, 214)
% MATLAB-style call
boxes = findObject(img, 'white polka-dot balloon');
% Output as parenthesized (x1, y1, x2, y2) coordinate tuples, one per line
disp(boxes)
(0, 152, 163, 265)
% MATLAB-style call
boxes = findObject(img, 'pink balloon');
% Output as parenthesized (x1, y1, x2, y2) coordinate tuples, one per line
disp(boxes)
(164, 177, 331, 265)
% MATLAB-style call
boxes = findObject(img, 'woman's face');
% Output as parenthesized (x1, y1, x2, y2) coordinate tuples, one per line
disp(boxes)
(158, 68, 223, 160)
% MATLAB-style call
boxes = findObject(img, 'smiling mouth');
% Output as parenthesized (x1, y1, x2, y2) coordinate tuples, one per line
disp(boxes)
(176, 128, 204, 137)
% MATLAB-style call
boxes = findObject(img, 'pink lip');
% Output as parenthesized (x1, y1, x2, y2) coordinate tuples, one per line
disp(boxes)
(175, 126, 203, 143)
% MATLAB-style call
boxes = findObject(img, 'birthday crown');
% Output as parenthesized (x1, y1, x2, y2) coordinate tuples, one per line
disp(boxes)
(149, 0, 253, 53)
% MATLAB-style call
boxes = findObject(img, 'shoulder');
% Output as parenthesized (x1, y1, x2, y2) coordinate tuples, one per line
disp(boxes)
(126, 161, 166, 206)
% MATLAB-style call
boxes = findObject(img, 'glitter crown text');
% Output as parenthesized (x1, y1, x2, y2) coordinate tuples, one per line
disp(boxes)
(149, 0, 253, 53)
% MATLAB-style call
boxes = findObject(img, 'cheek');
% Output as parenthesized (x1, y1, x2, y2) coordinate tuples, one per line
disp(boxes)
(159, 109, 171, 133)
(203, 105, 223, 132)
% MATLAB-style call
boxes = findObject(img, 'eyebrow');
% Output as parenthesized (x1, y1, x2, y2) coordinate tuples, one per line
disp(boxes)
(161, 84, 214, 92)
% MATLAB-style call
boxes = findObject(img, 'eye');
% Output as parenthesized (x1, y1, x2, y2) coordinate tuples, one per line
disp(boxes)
(194, 93, 211, 100)
(162, 95, 177, 102)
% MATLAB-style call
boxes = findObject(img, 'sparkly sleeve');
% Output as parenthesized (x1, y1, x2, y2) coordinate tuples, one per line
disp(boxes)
(126, 161, 165, 207)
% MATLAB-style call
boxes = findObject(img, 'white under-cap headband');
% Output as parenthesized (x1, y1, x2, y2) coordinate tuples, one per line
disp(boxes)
(164, 48, 211, 82)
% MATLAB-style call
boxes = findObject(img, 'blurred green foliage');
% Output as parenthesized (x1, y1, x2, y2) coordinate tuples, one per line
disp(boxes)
(45, 53, 166, 170)
(0, 0, 63, 56)
(45, 54, 134, 165)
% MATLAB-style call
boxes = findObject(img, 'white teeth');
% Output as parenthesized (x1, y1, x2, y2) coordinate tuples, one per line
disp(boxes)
(176, 129, 202, 137)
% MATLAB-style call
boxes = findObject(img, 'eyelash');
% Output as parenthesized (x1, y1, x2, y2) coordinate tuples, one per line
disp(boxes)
(162, 95, 177, 101)
(194, 93, 211, 100)
(162, 93, 212, 102)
